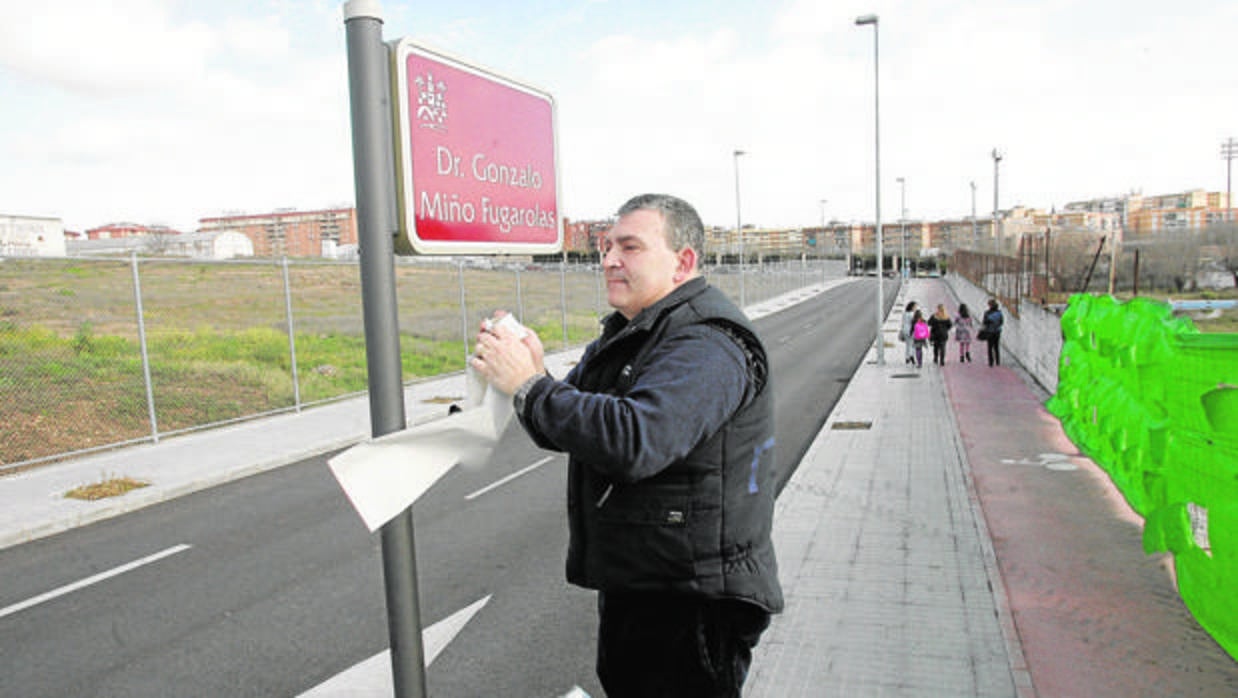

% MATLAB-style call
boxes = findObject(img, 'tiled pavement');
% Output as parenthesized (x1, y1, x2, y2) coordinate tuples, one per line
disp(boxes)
(746, 279, 1030, 697)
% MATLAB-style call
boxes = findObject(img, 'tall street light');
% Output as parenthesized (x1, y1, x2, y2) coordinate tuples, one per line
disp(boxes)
(992, 148, 1003, 255)
(897, 176, 906, 278)
(1223, 137, 1236, 223)
(819, 198, 828, 257)
(820, 198, 833, 280)
(734, 149, 746, 308)
(970, 180, 978, 249)
(855, 12, 884, 365)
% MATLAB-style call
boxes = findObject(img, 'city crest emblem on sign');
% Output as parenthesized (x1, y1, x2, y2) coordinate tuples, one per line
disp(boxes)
(414, 72, 447, 131)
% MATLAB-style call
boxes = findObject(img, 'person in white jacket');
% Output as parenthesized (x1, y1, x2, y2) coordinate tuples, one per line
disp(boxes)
(899, 300, 919, 365)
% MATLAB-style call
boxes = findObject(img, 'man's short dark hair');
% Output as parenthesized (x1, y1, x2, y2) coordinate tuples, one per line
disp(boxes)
(616, 194, 705, 253)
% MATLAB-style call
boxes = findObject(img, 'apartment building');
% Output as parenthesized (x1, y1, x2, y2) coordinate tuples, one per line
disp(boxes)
(0, 214, 66, 257)
(84, 222, 185, 240)
(198, 207, 358, 257)
(184, 186, 1230, 262)
(1066, 189, 1232, 237)
(563, 218, 610, 255)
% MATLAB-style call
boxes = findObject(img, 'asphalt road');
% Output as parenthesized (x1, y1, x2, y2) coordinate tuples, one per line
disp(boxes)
(0, 278, 897, 698)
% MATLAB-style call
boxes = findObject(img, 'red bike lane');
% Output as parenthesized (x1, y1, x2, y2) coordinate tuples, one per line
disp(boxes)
(943, 361, 1238, 696)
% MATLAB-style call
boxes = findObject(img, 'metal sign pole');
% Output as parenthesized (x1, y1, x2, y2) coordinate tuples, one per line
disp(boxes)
(343, 2, 428, 696)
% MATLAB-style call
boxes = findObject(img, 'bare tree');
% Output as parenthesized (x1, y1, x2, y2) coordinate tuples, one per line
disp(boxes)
(1046, 231, 1103, 294)
(1203, 222, 1238, 287)
(143, 230, 176, 256)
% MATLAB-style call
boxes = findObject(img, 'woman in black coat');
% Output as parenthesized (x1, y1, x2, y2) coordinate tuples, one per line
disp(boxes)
(927, 304, 953, 366)
(981, 299, 1004, 366)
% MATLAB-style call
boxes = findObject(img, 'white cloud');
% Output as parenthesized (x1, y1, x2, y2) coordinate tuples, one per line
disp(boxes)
(0, 0, 213, 96)
(1, 0, 1235, 234)
(0, 0, 354, 230)
(220, 15, 292, 61)
(561, 11, 873, 227)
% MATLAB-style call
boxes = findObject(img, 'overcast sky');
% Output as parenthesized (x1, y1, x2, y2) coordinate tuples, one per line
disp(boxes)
(1, 0, 1235, 233)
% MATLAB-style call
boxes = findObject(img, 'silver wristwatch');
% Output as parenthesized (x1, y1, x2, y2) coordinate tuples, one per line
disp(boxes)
(513, 374, 545, 413)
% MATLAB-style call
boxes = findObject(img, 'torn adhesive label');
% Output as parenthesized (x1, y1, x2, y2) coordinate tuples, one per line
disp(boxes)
(329, 368, 516, 531)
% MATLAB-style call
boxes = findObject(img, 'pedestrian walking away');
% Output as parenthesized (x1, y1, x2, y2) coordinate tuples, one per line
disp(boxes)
(469, 193, 782, 698)
(911, 309, 929, 368)
(980, 298, 1004, 366)
(899, 300, 918, 365)
(927, 304, 953, 366)
(954, 303, 974, 363)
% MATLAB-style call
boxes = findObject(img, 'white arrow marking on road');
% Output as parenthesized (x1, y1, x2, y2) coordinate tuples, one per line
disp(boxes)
(298, 595, 491, 697)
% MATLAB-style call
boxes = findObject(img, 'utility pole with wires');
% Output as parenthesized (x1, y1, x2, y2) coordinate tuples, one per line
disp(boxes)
(970, 180, 978, 249)
(1223, 137, 1236, 223)
(992, 148, 1003, 255)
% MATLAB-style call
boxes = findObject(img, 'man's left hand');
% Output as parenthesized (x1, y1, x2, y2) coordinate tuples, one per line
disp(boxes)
(471, 315, 545, 394)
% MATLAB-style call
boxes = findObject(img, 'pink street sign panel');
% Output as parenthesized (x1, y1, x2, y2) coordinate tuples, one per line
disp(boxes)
(392, 39, 561, 255)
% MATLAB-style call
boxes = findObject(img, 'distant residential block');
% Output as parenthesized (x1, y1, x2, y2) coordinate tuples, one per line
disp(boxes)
(68, 231, 254, 259)
(0, 214, 67, 257)
(198, 208, 358, 258)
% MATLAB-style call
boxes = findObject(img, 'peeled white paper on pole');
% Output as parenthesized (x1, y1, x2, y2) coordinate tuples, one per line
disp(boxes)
(328, 435, 458, 532)
(328, 368, 517, 531)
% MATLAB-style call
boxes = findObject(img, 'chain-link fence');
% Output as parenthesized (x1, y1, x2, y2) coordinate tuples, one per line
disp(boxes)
(950, 222, 1238, 317)
(1, 255, 839, 471)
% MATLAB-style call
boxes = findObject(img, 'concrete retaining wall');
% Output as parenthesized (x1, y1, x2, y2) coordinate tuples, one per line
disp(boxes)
(945, 273, 1063, 394)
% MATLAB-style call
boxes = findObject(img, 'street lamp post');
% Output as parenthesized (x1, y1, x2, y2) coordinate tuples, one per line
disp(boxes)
(970, 180, 978, 249)
(820, 198, 830, 282)
(992, 148, 1003, 255)
(897, 176, 906, 278)
(734, 149, 746, 308)
(1223, 137, 1236, 223)
(819, 197, 827, 257)
(855, 12, 883, 365)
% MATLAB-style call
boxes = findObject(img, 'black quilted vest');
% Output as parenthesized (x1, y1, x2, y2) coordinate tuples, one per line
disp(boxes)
(564, 278, 783, 612)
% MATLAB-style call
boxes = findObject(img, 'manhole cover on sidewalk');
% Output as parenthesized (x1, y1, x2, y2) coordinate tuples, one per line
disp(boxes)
(831, 421, 872, 430)
(891, 373, 920, 379)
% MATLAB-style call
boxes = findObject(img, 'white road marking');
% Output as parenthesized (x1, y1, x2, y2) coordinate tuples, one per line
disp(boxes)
(464, 456, 554, 501)
(0, 543, 192, 620)
(298, 595, 492, 697)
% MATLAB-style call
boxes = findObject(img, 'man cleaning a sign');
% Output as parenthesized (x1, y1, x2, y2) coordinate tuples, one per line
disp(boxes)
(471, 193, 782, 697)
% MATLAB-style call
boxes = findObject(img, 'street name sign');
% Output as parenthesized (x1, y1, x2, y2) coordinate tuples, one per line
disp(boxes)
(391, 39, 561, 255)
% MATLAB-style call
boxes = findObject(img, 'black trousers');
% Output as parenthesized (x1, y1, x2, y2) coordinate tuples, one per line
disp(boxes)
(596, 592, 770, 698)
(986, 335, 1001, 365)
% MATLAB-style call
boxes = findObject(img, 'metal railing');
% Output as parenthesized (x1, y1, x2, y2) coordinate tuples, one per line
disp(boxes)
(951, 222, 1238, 314)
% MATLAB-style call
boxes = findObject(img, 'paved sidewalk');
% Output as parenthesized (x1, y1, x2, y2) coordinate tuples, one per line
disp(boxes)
(746, 279, 1031, 697)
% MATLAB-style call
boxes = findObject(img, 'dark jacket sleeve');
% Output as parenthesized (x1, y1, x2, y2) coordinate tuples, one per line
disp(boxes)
(516, 353, 584, 452)
(518, 324, 749, 483)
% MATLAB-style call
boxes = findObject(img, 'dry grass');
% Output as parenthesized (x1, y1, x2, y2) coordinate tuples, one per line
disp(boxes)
(64, 476, 150, 501)
(0, 258, 605, 467)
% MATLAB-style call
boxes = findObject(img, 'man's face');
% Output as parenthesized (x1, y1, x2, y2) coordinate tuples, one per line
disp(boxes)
(601, 209, 689, 319)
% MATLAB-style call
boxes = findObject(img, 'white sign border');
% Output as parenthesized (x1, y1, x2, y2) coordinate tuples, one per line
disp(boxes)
(390, 38, 563, 256)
